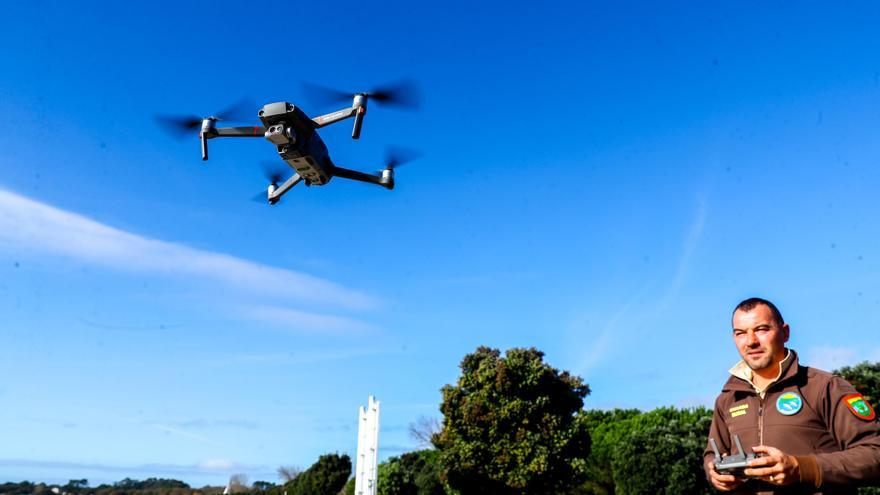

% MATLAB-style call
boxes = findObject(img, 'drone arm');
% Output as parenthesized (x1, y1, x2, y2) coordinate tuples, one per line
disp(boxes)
(214, 126, 267, 137)
(268, 173, 304, 204)
(199, 126, 266, 161)
(333, 166, 394, 190)
(311, 107, 358, 128)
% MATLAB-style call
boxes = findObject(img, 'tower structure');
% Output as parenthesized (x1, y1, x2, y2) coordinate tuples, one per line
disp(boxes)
(354, 396, 380, 495)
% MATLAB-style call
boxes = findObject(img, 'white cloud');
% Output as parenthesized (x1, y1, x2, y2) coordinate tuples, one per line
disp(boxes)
(233, 346, 392, 365)
(0, 189, 377, 312)
(660, 193, 708, 307)
(240, 305, 378, 335)
(197, 459, 242, 471)
(803, 346, 861, 371)
(0, 457, 269, 477)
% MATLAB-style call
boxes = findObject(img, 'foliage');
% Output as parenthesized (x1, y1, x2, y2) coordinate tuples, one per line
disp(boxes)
(609, 407, 712, 495)
(578, 408, 642, 495)
(277, 465, 302, 483)
(112, 478, 191, 490)
(376, 449, 445, 495)
(251, 481, 276, 492)
(284, 453, 351, 495)
(835, 361, 880, 407)
(408, 417, 442, 449)
(832, 362, 880, 495)
(434, 346, 591, 495)
(343, 477, 355, 495)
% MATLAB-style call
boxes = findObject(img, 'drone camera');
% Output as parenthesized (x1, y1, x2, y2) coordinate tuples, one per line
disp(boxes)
(265, 124, 297, 146)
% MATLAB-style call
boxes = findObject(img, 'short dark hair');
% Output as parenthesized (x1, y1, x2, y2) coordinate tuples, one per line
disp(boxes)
(734, 297, 785, 327)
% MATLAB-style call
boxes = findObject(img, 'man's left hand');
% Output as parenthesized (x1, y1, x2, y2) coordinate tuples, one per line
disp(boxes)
(743, 445, 800, 486)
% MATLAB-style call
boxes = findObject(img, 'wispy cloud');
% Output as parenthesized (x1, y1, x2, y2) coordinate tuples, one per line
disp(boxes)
(239, 305, 378, 335)
(575, 301, 633, 375)
(148, 423, 221, 446)
(0, 189, 376, 310)
(803, 345, 880, 371)
(660, 193, 709, 307)
(155, 418, 260, 430)
(0, 457, 271, 478)
(232, 346, 394, 366)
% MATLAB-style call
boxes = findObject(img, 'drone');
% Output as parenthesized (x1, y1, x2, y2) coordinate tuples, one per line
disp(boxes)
(157, 80, 420, 204)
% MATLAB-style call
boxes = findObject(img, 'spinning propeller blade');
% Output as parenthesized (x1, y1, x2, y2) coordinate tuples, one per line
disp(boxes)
(155, 114, 202, 139)
(302, 79, 421, 110)
(369, 79, 421, 109)
(260, 160, 287, 185)
(252, 160, 288, 204)
(384, 146, 422, 170)
(155, 99, 255, 139)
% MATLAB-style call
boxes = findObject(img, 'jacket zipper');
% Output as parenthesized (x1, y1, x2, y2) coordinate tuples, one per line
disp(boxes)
(758, 396, 764, 446)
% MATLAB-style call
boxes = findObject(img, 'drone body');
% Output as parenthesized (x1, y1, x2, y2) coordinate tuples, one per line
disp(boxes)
(159, 81, 418, 204)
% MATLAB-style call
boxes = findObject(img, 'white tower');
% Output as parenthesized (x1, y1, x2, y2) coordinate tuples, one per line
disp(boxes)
(354, 396, 380, 495)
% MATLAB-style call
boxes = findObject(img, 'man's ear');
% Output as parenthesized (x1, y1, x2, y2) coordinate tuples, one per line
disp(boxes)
(782, 323, 790, 342)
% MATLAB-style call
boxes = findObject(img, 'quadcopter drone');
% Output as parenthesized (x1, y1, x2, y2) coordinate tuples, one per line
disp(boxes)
(157, 81, 419, 204)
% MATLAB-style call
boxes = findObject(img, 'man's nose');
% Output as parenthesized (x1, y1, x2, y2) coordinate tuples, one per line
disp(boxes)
(746, 331, 759, 346)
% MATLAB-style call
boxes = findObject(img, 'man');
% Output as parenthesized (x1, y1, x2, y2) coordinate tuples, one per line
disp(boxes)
(704, 298, 880, 494)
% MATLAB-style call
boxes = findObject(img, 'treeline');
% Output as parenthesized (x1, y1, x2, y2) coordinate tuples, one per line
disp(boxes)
(0, 478, 196, 495)
(4, 353, 879, 495)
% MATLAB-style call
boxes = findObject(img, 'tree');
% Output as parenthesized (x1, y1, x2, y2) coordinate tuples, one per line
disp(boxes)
(835, 361, 880, 406)
(376, 449, 445, 495)
(252, 481, 276, 492)
(578, 408, 642, 495)
(609, 407, 712, 495)
(408, 416, 442, 449)
(277, 465, 302, 483)
(64, 479, 89, 493)
(434, 346, 592, 494)
(286, 453, 352, 495)
(835, 361, 880, 495)
(228, 474, 250, 493)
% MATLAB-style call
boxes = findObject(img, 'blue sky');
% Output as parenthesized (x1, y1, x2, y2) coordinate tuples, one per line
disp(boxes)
(3, 0, 880, 487)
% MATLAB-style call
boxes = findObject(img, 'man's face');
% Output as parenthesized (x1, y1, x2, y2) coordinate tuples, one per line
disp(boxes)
(732, 304, 789, 371)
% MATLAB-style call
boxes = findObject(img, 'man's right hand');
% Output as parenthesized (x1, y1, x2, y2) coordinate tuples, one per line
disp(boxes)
(707, 458, 745, 492)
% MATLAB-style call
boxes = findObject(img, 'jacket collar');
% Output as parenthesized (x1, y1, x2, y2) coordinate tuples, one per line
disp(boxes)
(722, 348, 799, 394)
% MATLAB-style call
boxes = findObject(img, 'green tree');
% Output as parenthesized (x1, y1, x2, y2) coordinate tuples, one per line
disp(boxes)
(343, 477, 355, 495)
(835, 361, 880, 408)
(835, 361, 880, 495)
(64, 479, 89, 493)
(376, 449, 445, 495)
(286, 453, 351, 495)
(252, 480, 276, 492)
(608, 407, 712, 495)
(434, 346, 591, 495)
(578, 408, 642, 495)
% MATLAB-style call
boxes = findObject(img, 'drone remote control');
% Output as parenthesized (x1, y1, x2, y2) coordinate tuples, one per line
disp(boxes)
(709, 435, 758, 474)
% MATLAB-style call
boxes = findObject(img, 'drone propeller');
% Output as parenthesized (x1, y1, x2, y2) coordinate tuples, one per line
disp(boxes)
(260, 160, 287, 185)
(302, 79, 421, 110)
(251, 160, 289, 204)
(383, 146, 422, 171)
(155, 99, 255, 139)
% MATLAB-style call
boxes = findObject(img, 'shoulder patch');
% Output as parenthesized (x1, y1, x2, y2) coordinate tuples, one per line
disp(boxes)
(843, 393, 876, 421)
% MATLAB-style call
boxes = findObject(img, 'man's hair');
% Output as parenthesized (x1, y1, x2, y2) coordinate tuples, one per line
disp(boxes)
(734, 297, 785, 327)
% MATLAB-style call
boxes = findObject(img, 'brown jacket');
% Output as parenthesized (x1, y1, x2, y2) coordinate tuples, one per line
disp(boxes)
(704, 350, 880, 494)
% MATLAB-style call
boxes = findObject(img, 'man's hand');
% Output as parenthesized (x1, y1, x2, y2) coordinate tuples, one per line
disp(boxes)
(707, 458, 744, 492)
(743, 445, 800, 486)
